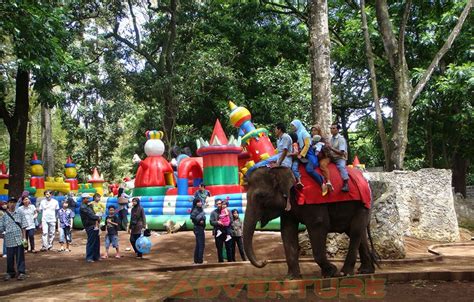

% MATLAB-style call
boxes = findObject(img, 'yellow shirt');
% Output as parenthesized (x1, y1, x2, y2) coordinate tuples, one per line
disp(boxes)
(92, 202, 106, 216)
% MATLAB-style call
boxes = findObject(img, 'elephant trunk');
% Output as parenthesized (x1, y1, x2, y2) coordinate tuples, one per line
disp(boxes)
(243, 211, 267, 268)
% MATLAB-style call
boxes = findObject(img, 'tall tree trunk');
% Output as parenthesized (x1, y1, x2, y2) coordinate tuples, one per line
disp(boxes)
(390, 67, 411, 170)
(360, 0, 390, 170)
(452, 153, 468, 198)
(161, 0, 179, 152)
(308, 0, 332, 136)
(6, 68, 30, 198)
(41, 105, 55, 176)
(375, 0, 472, 170)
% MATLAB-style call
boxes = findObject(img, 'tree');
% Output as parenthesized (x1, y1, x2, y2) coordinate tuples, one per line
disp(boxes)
(373, 0, 472, 170)
(260, 0, 333, 133)
(105, 0, 180, 149)
(0, 2, 74, 197)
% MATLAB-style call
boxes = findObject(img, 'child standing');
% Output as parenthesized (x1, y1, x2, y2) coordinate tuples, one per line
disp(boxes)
(103, 206, 120, 258)
(58, 201, 74, 252)
(230, 209, 246, 261)
(216, 200, 232, 242)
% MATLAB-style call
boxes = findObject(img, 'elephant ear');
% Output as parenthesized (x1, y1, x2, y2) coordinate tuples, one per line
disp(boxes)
(269, 167, 295, 207)
(270, 167, 295, 192)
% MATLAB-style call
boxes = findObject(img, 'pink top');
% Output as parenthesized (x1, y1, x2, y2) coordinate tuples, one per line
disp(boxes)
(219, 208, 231, 227)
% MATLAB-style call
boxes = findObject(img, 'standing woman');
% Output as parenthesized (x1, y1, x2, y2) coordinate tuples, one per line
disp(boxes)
(18, 197, 38, 253)
(190, 198, 206, 264)
(290, 120, 327, 195)
(128, 197, 146, 258)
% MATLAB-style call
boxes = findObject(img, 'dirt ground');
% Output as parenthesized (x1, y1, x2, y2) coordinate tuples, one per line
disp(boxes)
(0, 228, 448, 280)
(0, 229, 473, 301)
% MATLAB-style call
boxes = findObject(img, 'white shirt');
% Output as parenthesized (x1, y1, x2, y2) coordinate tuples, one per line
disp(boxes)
(39, 198, 59, 223)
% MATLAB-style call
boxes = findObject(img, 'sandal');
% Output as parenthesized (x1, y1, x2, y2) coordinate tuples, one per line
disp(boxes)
(321, 183, 328, 197)
(101, 255, 109, 259)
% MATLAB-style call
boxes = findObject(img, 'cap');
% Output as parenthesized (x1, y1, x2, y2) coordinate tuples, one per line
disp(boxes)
(81, 193, 90, 198)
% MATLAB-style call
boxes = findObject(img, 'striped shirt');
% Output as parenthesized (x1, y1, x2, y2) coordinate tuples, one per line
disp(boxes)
(0, 210, 27, 248)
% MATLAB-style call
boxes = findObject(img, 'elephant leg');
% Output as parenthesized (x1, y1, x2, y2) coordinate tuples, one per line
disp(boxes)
(306, 220, 337, 278)
(281, 215, 301, 279)
(357, 230, 375, 274)
(341, 209, 367, 276)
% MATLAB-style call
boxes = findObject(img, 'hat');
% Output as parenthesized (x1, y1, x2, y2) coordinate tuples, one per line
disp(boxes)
(7, 197, 17, 203)
(81, 193, 90, 198)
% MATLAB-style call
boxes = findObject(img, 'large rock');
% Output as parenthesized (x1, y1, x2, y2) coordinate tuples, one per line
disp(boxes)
(367, 169, 460, 243)
(298, 168, 460, 259)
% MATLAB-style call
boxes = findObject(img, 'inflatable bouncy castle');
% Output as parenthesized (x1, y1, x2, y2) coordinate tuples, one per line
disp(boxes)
(0, 101, 370, 231)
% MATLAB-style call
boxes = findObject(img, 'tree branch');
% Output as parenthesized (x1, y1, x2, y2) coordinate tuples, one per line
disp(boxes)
(127, 0, 141, 47)
(398, 0, 411, 62)
(260, 0, 308, 22)
(411, 0, 473, 104)
(106, 21, 160, 71)
(375, 0, 399, 68)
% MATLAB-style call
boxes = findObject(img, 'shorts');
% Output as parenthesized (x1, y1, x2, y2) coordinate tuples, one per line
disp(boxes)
(105, 234, 119, 249)
(59, 227, 72, 243)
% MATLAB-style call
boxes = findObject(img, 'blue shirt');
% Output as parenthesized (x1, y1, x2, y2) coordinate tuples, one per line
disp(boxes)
(58, 208, 75, 228)
(330, 133, 348, 160)
(276, 133, 293, 168)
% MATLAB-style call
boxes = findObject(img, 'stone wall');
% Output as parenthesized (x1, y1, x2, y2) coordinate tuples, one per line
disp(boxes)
(367, 169, 460, 243)
(299, 168, 460, 259)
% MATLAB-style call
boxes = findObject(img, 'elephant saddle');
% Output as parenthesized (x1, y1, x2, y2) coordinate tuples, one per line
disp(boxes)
(295, 163, 371, 209)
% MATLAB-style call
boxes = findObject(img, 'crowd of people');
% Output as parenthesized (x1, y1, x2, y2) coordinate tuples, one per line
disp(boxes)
(0, 189, 150, 281)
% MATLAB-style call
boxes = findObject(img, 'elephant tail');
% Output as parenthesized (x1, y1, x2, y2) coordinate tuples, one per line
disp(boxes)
(367, 223, 381, 269)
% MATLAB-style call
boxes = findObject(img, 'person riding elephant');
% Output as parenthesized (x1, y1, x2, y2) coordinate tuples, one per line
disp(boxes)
(243, 167, 376, 279)
(290, 120, 328, 196)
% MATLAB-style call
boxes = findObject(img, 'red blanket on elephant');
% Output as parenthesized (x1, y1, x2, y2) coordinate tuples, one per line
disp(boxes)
(296, 163, 371, 209)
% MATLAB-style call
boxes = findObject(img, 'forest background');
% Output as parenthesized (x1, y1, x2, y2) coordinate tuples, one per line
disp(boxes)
(0, 0, 472, 197)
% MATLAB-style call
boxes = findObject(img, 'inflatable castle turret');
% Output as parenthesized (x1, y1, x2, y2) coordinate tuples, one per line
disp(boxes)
(30, 153, 45, 197)
(64, 156, 78, 193)
(88, 167, 105, 196)
(133, 130, 175, 196)
(0, 161, 8, 196)
(228, 101, 275, 165)
(196, 119, 243, 195)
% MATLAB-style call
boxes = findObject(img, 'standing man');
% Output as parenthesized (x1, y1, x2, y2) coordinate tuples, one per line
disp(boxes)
(79, 194, 101, 262)
(0, 197, 28, 280)
(39, 190, 59, 251)
(247, 122, 293, 174)
(209, 199, 233, 262)
(329, 123, 350, 192)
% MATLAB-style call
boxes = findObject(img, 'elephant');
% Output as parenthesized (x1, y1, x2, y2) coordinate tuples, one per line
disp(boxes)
(243, 166, 377, 279)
